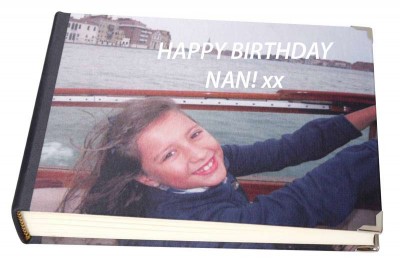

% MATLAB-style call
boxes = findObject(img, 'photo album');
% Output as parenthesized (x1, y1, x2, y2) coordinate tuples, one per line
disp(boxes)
(12, 12, 381, 251)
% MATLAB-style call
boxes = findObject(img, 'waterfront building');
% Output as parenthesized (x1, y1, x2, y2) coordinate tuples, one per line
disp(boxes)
(118, 18, 171, 49)
(148, 30, 171, 49)
(67, 15, 171, 49)
(118, 18, 150, 49)
(80, 15, 121, 46)
(352, 61, 374, 72)
(65, 18, 98, 44)
(331, 60, 351, 69)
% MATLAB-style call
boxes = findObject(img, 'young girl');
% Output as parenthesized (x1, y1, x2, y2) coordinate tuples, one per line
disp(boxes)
(60, 97, 379, 249)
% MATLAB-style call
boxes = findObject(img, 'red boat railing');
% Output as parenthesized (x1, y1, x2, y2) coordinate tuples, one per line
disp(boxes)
(52, 88, 375, 113)
(36, 88, 377, 202)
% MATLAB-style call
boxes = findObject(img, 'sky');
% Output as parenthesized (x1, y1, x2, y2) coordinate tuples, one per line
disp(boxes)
(72, 13, 373, 63)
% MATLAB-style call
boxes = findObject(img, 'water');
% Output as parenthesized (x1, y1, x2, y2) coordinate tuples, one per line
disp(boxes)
(40, 43, 374, 181)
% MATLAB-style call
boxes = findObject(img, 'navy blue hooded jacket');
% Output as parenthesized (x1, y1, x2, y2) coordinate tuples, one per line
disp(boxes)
(122, 115, 380, 249)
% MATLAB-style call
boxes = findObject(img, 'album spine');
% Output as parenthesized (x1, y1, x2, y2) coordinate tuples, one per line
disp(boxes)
(11, 12, 70, 244)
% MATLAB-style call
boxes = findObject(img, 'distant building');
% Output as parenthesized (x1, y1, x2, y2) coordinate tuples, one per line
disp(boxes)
(331, 60, 351, 69)
(352, 62, 374, 72)
(121, 37, 131, 47)
(148, 30, 171, 50)
(118, 18, 151, 49)
(66, 15, 171, 49)
(80, 15, 122, 46)
(118, 18, 171, 49)
(65, 18, 98, 44)
(305, 55, 325, 66)
(288, 58, 305, 64)
(221, 50, 234, 57)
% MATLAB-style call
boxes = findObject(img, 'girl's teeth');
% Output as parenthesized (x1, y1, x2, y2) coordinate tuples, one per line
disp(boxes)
(200, 160, 213, 172)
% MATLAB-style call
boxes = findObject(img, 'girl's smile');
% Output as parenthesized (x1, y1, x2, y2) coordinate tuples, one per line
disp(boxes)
(193, 156, 219, 175)
(136, 110, 227, 190)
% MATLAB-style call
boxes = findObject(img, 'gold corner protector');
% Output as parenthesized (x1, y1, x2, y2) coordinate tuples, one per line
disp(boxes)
(16, 211, 31, 242)
(356, 234, 380, 252)
(351, 26, 373, 42)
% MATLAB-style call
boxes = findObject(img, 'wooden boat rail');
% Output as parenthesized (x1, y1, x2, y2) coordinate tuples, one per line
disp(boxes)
(37, 88, 377, 202)
(53, 88, 375, 114)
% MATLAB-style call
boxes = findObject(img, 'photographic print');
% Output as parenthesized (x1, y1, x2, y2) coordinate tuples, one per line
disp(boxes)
(13, 12, 381, 251)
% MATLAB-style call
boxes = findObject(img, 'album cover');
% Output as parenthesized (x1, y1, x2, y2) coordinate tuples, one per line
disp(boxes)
(12, 12, 381, 251)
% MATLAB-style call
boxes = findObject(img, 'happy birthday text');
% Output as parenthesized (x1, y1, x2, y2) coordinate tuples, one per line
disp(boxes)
(157, 42, 335, 89)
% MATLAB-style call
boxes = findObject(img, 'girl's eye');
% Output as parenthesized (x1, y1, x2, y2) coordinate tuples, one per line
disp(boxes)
(163, 151, 176, 161)
(191, 130, 202, 139)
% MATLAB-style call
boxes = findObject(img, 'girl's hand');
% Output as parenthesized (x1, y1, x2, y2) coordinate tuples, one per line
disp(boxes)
(345, 105, 377, 131)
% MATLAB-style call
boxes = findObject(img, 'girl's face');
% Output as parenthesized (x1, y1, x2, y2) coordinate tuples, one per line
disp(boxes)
(136, 110, 227, 190)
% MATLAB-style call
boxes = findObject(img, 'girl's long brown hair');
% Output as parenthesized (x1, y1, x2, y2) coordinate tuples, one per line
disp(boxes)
(58, 97, 178, 216)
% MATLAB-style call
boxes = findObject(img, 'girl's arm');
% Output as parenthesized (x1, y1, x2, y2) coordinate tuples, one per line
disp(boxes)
(223, 114, 362, 176)
(345, 105, 376, 131)
(219, 139, 380, 228)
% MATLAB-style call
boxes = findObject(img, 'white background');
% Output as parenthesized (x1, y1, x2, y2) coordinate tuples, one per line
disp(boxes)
(1, 0, 399, 267)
